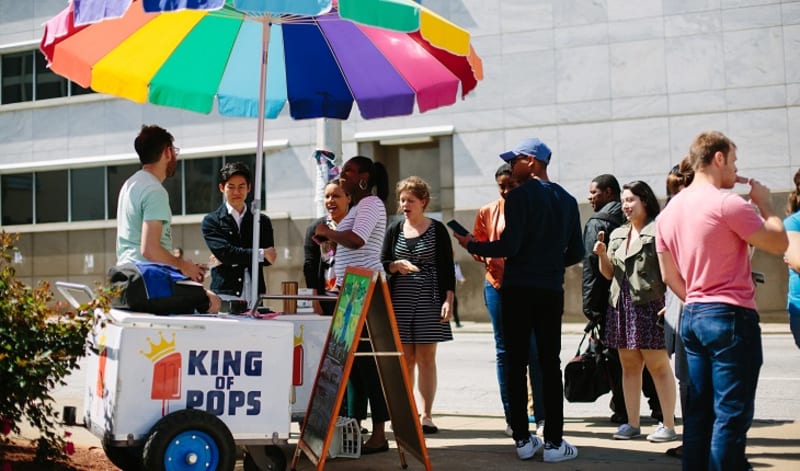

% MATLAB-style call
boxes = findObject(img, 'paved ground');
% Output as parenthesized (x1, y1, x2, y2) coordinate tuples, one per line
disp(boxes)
(14, 322, 800, 470)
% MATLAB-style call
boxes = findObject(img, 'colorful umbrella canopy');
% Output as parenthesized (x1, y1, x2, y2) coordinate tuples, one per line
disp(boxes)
(40, 0, 483, 310)
(41, 0, 483, 120)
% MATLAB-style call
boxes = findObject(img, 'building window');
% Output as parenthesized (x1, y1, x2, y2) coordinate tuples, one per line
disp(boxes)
(1, 52, 33, 104)
(0, 153, 271, 225)
(106, 164, 139, 219)
(35, 169, 68, 223)
(1, 50, 94, 105)
(1, 173, 33, 225)
(72, 167, 106, 221)
(185, 157, 222, 214)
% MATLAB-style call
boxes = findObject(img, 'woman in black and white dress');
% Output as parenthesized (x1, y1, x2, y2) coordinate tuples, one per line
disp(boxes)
(382, 176, 455, 434)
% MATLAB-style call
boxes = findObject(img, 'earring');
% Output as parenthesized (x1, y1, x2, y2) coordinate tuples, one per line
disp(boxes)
(359, 179, 368, 190)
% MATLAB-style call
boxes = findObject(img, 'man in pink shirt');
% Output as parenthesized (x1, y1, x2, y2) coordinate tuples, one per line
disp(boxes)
(656, 131, 787, 471)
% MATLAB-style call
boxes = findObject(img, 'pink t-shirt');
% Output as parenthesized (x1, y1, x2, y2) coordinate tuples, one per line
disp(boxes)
(656, 182, 764, 309)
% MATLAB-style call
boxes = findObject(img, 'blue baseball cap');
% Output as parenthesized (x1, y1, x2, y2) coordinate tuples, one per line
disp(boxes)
(499, 138, 552, 164)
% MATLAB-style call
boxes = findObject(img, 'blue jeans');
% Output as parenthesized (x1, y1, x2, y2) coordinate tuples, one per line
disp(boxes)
(789, 303, 800, 349)
(681, 302, 762, 471)
(484, 281, 546, 425)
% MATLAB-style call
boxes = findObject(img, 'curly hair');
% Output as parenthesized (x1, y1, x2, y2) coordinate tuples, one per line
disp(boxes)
(395, 176, 431, 211)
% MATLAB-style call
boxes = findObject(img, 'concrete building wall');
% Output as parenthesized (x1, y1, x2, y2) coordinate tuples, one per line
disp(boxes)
(1, 0, 798, 322)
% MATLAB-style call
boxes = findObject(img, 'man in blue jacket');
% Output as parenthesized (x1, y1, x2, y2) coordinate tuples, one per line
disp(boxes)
(453, 138, 584, 463)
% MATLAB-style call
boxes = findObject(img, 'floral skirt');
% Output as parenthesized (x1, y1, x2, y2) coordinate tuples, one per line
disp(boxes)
(603, 277, 665, 350)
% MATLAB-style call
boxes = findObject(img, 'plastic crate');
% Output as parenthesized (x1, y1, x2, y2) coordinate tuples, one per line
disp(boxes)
(328, 416, 361, 459)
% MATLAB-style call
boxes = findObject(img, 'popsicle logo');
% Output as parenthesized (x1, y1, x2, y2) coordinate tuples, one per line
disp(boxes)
(140, 332, 182, 416)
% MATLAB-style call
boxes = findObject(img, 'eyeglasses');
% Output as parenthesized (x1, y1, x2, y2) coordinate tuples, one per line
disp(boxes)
(172, 146, 181, 156)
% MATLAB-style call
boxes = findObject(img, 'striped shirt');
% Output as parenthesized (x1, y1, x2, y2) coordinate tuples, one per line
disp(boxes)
(334, 195, 386, 286)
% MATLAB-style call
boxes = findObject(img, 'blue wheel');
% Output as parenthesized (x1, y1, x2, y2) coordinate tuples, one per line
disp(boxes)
(142, 409, 235, 471)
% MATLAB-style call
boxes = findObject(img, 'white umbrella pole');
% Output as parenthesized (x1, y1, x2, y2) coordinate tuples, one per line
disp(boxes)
(249, 19, 270, 310)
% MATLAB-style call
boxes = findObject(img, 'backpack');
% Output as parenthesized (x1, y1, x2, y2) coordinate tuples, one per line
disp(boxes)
(108, 262, 209, 315)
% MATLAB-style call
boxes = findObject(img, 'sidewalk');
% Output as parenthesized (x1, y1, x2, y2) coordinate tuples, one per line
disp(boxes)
(13, 321, 798, 470)
(20, 410, 798, 470)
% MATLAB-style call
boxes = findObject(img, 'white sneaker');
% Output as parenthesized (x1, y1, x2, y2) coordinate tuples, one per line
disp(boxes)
(543, 439, 578, 462)
(535, 420, 545, 437)
(504, 424, 513, 437)
(647, 423, 678, 443)
(515, 433, 543, 460)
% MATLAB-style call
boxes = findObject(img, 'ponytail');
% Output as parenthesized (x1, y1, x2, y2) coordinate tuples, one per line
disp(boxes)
(348, 156, 390, 201)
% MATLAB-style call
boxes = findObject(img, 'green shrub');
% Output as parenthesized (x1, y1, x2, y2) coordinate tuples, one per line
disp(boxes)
(0, 231, 113, 463)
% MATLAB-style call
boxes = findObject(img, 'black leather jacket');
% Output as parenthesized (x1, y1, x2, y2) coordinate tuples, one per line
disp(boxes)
(201, 204, 274, 297)
(581, 200, 624, 321)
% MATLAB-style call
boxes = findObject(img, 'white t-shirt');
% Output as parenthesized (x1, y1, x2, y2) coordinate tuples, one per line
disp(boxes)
(334, 195, 386, 286)
(116, 170, 172, 264)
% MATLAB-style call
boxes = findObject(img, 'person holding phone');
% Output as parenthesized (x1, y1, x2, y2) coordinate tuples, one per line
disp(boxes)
(453, 138, 583, 463)
(469, 164, 546, 437)
(382, 176, 455, 435)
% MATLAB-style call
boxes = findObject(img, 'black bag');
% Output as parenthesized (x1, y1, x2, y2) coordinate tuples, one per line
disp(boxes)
(109, 262, 209, 315)
(564, 328, 611, 403)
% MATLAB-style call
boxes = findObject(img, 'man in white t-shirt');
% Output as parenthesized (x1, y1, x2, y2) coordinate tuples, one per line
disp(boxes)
(116, 125, 220, 313)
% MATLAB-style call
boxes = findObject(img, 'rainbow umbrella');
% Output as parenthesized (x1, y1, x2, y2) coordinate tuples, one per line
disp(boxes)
(41, 0, 483, 307)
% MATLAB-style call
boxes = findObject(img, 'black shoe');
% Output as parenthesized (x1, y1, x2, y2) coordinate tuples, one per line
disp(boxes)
(361, 441, 389, 454)
(610, 413, 628, 424)
(422, 424, 439, 434)
(666, 445, 682, 458)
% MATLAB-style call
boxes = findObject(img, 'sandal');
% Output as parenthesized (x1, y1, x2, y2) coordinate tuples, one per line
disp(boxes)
(421, 417, 439, 434)
(361, 441, 389, 454)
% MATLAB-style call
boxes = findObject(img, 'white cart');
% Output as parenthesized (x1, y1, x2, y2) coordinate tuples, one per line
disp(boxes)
(60, 283, 331, 471)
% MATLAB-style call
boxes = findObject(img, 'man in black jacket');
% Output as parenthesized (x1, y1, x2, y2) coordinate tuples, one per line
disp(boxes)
(202, 162, 276, 305)
(455, 138, 584, 463)
(581, 174, 661, 424)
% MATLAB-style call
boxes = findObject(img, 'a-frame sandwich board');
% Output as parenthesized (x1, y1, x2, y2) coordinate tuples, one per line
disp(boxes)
(292, 266, 431, 470)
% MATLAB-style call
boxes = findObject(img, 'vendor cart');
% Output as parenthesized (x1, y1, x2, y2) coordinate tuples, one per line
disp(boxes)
(58, 283, 332, 471)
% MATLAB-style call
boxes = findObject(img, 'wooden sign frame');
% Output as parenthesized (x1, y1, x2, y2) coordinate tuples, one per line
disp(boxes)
(292, 267, 431, 470)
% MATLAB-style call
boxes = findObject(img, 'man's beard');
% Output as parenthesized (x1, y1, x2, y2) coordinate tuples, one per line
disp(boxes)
(166, 158, 177, 178)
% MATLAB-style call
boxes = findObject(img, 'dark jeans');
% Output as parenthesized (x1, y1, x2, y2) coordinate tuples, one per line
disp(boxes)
(681, 302, 762, 471)
(502, 285, 564, 445)
(484, 281, 546, 424)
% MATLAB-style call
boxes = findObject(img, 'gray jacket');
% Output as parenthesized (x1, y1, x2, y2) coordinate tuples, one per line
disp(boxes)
(607, 219, 666, 308)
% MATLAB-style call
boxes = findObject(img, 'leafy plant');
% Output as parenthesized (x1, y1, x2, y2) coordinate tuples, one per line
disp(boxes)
(0, 231, 114, 465)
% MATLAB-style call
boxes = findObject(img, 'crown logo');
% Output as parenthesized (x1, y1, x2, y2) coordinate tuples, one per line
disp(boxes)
(140, 332, 176, 362)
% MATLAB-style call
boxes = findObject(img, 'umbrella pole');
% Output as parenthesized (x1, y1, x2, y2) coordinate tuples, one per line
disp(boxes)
(249, 18, 271, 310)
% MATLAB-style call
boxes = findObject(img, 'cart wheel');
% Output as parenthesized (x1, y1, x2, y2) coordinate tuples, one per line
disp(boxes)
(142, 409, 235, 471)
(102, 440, 143, 471)
(243, 445, 286, 471)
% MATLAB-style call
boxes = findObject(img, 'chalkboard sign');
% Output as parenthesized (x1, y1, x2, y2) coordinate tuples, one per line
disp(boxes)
(293, 267, 431, 471)
(296, 268, 374, 464)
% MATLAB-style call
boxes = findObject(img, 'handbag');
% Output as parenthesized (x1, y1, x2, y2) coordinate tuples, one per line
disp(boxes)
(564, 327, 611, 403)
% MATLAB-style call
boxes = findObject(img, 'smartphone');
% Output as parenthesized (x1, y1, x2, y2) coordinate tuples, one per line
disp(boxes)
(447, 219, 469, 237)
(311, 234, 328, 245)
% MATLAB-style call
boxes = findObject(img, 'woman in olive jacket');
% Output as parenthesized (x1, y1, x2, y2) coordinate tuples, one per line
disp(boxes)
(594, 180, 678, 444)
